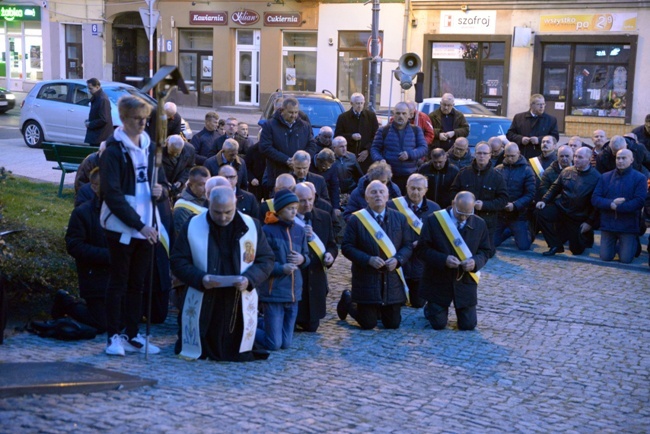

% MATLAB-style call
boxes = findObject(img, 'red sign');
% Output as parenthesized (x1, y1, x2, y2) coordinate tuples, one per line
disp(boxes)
(189, 11, 228, 26)
(367, 36, 383, 58)
(231, 9, 260, 26)
(264, 12, 302, 27)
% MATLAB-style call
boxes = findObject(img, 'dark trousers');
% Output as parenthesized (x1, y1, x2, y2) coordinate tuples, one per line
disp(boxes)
(391, 174, 410, 195)
(536, 204, 588, 254)
(424, 302, 477, 331)
(349, 303, 402, 330)
(105, 232, 153, 341)
(66, 295, 106, 333)
(406, 278, 426, 308)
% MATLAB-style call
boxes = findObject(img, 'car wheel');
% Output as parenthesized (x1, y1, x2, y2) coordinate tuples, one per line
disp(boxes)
(23, 120, 44, 148)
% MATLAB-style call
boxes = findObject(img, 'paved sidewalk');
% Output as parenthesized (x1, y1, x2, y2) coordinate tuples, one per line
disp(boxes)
(1, 250, 649, 432)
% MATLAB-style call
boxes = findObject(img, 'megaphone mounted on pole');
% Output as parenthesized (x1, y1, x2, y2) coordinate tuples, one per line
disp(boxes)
(392, 52, 422, 90)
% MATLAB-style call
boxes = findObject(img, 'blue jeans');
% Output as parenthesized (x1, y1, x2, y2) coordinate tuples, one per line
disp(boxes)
(256, 301, 298, 351)
(494, 218, 531, 250)
(599, 231, 637, 264)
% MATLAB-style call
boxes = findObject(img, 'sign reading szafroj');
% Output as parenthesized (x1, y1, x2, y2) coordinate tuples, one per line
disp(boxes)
(0, 5, 41, 22)
(439, 10, 496, 35)
(540, 13, 637, 33)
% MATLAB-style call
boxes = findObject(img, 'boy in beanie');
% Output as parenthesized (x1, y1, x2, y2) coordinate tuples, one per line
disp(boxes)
(256, 189, 311, 350)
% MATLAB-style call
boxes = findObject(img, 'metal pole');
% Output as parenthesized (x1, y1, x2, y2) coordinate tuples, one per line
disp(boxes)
(149, 0, 155, 79)
(368, 0, 380, 113)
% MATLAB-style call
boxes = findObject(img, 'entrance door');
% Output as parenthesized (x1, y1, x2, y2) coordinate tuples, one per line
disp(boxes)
(7, 34, 22, 91)
(235, 30, 260, 106)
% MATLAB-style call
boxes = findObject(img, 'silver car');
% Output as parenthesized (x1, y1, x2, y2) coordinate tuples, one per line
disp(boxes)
(20, 80, 191, 148)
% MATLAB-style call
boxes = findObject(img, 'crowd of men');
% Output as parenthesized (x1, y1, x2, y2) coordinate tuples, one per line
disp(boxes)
(59, 81, 650, 362)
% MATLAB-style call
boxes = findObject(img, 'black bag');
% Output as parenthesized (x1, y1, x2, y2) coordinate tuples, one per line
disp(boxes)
(29, 317, 98, 341)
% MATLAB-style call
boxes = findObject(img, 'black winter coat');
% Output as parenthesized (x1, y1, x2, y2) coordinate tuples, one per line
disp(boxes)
(428, 108, 470, 151)
(259, 111, 317, 188)
(495, 155, 536, 219)
(449, 160, 508, 229)
(416, 209, 490, 309)
(163, 143, 196, 196)
(190, 127, 221, 165)
(506, 112, 559, 159)
(417, 159, 459, 209)
(84, 89, 113, 145)
(297, 208, 339, 323)
(542, 166, 601, 225)
(65, 195, 110, 299)
(335, 108, 379, 172)
(293, 172, 331, 205)
(204, 151, 249, 190)
(342, 207, 414, 305)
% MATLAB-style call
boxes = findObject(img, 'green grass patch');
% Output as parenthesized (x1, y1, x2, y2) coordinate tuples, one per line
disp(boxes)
(1, 169, 78, 321)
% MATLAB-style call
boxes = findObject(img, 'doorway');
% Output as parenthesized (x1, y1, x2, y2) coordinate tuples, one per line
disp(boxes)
(235, 29, 260, 106)
(112, 12, 155, 83)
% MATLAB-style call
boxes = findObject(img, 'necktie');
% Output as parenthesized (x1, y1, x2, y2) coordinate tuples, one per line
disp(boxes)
(376, 214, 383, 226)
(457, 221, 463, 231)
(412, 204, 419, 214)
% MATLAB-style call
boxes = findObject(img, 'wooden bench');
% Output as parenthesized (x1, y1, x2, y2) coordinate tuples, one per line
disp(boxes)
(42, 142, 96, 197)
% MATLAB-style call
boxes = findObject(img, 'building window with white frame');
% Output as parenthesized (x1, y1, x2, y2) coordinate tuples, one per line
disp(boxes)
(282, 32, 317, 92)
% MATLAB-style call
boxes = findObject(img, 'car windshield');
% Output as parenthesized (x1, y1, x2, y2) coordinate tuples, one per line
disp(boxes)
(296, 98, 341, 127)
(103, 86, 157, 108)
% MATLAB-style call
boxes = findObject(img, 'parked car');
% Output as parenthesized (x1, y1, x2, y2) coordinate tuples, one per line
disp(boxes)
(20, 79, 192, 148)
(258, 90, 345, 137)
(418, 98, 511, 146)
(0, 87, 16, 114)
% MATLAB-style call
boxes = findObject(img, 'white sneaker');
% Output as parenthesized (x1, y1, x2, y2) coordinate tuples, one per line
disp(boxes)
(121, 334, 161, 355)
(106, 334, 125, 356)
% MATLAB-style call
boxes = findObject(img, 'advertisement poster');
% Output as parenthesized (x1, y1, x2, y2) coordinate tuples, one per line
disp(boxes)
(285, 67, 296, 86)
(30, 45, 40, 69)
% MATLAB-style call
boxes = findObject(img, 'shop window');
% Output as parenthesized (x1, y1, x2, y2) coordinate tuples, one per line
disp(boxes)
(25, 22, 42, 81)
(180, 29, 212, 51)
(65, 24, 83, 79)
(337, 31, 383, 103)
(179, 29, 214, 106)
(282, 32, 317, 92)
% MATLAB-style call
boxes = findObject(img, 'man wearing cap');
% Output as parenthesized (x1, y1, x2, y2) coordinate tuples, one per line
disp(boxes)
(338, 180, 414, 330)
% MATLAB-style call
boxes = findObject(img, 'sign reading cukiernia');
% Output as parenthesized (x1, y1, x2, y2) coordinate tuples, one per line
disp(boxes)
(439, 10, 496, 34)
(0, 6, 40, 21)
(540, 13, 637, 33)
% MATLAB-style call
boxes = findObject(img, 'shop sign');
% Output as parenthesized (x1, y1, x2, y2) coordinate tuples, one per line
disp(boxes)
(540, 13, 637, 33)
(231, 9, 260, 26)
(439, 10, 496, 35)
(264, 12, 301, 27)
(0, 5, 41, 22)
(431, 42, 467, 59)
(189, 11, 228, 26)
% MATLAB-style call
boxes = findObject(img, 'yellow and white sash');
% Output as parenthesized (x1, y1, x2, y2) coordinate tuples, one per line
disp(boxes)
(433, 209, 480, 284)
(180, 211, 259, 360)
(353, 209, 410, 303)
(529, 157, 544, 180)
(391, 197, 423, 235)
(294, 215, 327, 267)
(265, 198, 275, 213)
(173, 198, 207, 216)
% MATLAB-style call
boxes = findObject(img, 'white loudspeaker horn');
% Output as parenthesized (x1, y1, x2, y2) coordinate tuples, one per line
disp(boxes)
(395, 52, 422, 90)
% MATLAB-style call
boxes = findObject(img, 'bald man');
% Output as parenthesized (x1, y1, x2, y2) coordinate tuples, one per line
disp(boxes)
(536, 147, 601, 256)
(171, 186, 274, 362)
(163, 134, 196, 200)
(335, 92, 379, 173)
(339, 180, 414, 330)
(218, 165, 258, 218)
(428, 93, 470, 152)
(592, 149, 647, 263)
(164, 101, 183, 137)
(494, 143, 536, 250)
(258, 173, 296, 220)
(416, 191, 491, 331)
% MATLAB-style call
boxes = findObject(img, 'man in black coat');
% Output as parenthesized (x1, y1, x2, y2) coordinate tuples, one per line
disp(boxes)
(537, 145, 573, 201)
(205, 138, 248, 190)
(387, 173, 440, 308)
(416, 191, 491, 331)
(338, 180, 414, 330)
(506, 94, 559, 159)
(259, 97, 317, 189)
(335, 92, 379, 173)
(218, 165, 259, 219)
(294, 183, 338, 332)
(291, 150, 330, 205)
(191, 112, 221, 165)
(332, 136, 364, 195)
(214, 117, 248, 154)
(417, 147, 459, 209)
(164, 102, 183, 137)
(536, 147, 601, 256)
(494, 143, 536, 250)
(450, 143, 508, 257)
(163, 134, 196, 200)
(61, 168, 108, 332)
(84, 78, 113, 147)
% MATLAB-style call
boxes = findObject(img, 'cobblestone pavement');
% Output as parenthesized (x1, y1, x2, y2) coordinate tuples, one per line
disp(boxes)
(1, 248, 649, 433)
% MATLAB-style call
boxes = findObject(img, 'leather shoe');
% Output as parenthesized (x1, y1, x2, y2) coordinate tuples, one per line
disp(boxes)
(542, 246, 564, 256)
(337, 290, 351, 321)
